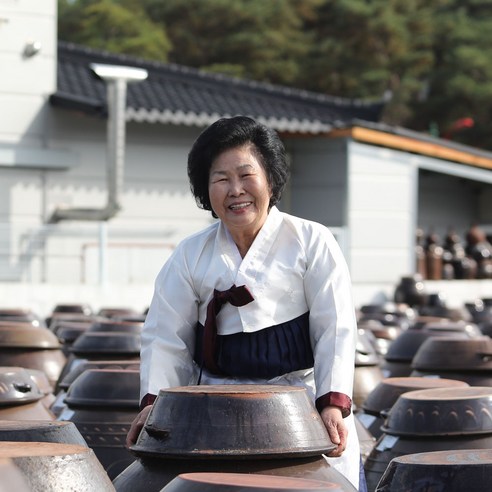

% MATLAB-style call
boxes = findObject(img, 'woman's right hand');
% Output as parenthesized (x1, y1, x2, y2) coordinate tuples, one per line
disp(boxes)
(320, 406, 348, 458)
(126, 405, 152, 447)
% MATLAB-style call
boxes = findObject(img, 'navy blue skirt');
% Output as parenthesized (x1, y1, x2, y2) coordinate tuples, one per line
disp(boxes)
(194, 311, 314, 378)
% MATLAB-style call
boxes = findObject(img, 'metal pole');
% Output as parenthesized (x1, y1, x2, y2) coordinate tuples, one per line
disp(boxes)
(106, 78, 127, 214)
(99, 221, 108, 286)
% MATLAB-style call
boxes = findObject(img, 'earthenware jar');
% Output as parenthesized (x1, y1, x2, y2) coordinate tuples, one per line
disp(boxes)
(0, 442, 115, 491)
(113, 385, 356, 492)
(58, 368, 140, 479)
(161, 472, 349, 492)
(0, 419, 87, 446)
(0, 308, 44, 327)
(98, 307, 142, 319)
(357, 376, 469, 439)
(364, 386, 492, 492)
(411, 336, 492, 385)
(26, 368, 56, 408)
(380, 328, 470, 378)
(57, 331, 140, 385)
(0, 367, 55, 421)
(357, 320, 401, 358)
(54, 321, 93, 357)
(393, 275, 427, 307)
(353, 328, 384, 409)
(0, 327, 67, 389)
(375, 449, 492, 492)
(87, 320, 143, 334)
(51, 359, 140, 417)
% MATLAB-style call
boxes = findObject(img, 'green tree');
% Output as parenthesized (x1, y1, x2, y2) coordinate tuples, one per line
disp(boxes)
(58, 0, 171, 61)
(298, 0, 435, 124)
(144, 0, 318, 85)
(409, 0, 492, 148)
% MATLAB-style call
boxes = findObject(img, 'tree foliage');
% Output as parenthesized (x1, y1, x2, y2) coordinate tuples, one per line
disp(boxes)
(57, 0, 492, 150)
(144, 0, 317, 85)
(58, 0, 171, 61)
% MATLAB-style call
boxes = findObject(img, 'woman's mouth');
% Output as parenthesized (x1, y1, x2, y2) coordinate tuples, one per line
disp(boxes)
(229, 202, 252, 210)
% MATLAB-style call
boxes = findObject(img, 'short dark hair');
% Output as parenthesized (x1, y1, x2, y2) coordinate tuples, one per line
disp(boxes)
(187, 116, 289, 217)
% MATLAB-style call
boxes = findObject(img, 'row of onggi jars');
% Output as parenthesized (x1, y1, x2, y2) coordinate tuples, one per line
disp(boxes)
(354, 290, 492, 491)
(0, 304, 143, 491)
(1, 290, 492, 491)
(0, 302, 358, 491)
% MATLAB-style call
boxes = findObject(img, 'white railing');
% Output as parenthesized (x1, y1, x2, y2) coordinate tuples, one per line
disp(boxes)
(0, 222, 175, 285)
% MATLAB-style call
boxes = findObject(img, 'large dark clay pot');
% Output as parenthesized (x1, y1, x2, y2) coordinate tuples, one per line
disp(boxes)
(58, 368, 140, 479)
(375, 449, 492, 492)
(0, 328, 67, 389)
(0, 367, 55, 421)
(411, 336, 492, 385)
(162, 472, 348, 492)
(0, 442, 115, 491)
(357, 376, 469, 439)
(364, 386, 492, 492)
(0, 420, 87, 446)
(113, 385, 356, 492)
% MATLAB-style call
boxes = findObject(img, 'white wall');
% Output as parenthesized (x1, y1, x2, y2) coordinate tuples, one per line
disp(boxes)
(44, 113, 210, 235)
(0, 110, 215, 285)
(347, 142, 416, 287)
(0, 0, 57, 146)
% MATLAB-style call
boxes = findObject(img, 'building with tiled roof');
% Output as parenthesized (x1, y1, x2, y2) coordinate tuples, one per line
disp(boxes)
(0, 0, 491, 316)
(50, 41, 385, 133)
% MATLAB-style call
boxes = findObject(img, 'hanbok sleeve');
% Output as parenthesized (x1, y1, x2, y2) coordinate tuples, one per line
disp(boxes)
(139, 245, 200, 403)
(303, 225, 357, 417)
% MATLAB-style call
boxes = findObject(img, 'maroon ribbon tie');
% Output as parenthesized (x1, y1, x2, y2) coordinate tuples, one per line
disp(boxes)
(202, 284, 254, 374)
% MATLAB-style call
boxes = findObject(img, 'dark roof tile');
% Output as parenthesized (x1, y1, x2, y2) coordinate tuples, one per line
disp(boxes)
(50, 42, 385, 133)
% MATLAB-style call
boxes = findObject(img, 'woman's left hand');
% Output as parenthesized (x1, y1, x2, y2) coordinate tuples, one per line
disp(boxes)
(320, 406, 348, 457)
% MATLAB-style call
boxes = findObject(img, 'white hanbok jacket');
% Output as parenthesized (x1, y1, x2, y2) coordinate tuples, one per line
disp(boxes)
(140, 207, 360, 489)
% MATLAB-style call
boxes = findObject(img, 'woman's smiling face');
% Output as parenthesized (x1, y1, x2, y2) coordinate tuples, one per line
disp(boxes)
(208, 144, 272, 243)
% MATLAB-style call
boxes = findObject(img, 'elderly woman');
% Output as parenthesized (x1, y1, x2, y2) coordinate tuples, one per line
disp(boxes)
(127, 116, 364, 490)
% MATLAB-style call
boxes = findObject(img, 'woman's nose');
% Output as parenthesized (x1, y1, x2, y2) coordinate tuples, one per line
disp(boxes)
(228, 178, 243, 196)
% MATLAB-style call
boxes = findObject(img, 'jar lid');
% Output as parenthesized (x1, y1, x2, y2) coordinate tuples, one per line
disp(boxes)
(70, 332, 141, 355)
(412, 336, 492, 371)
(0, 367, 44, 405)
(377, 449, 492, 492)
(362, 376, 468, 414)
(0, 328, 61, 349)
(132, 385, 335, 458)
(162, 472, 347, 492)
(64, 369, 140, 408)
(382, 386, 492, 436)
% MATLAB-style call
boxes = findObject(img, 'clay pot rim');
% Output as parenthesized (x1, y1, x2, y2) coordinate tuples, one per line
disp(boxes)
(0, 328, 61, 348)
(69, 331, 141, 354)
(0, 441, 89, 458)
(167, 471, 344, 490)
(0, 367, 45, 405)
(133, 384, 335, 458)
(391, 448, 492, 465)
(58, 360, 140, 389)
(64, 368, 140, 408)
(382, 386, 492, 436)
(361, 376, 469, 413)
